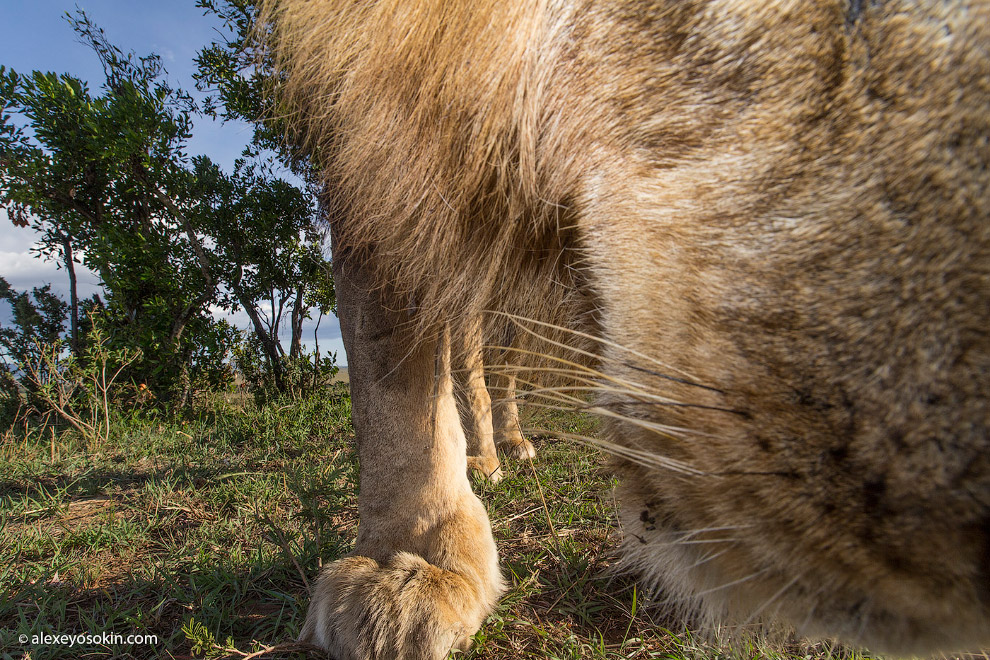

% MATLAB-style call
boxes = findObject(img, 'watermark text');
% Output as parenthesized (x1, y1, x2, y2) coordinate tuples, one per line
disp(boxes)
(17, 631, 159, 647)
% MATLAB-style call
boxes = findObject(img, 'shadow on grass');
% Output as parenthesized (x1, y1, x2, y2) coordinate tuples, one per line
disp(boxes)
(0, 542, 336, 660)
(0, 464, 231, 502)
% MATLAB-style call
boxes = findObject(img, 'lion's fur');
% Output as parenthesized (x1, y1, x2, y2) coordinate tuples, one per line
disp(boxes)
(259, 0, 990, 656)
(258, 0, 595, 350)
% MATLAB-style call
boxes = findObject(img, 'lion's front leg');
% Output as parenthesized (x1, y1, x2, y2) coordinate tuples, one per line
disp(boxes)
(299, 257, 503, 659)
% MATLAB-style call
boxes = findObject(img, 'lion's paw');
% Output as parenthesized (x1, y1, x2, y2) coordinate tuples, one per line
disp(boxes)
(467, 455, 503, 482)
(299, 553, 496, 660)
(497, 434, 536, 461)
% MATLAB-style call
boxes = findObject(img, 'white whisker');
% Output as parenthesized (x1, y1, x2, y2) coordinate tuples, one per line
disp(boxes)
(521, 426, 706, 477)
(669, 538, 740, 546)
(490, 311, 706, 384)
(682, 567, 770, 601)
(511, 373, 722, 440)
(672, 525, 754, 541)
(685, 549, 731, 570)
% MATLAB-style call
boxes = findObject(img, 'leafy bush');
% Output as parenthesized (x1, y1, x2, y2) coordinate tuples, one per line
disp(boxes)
(233, 330, 339, 405)
(94, 301, 238, 409)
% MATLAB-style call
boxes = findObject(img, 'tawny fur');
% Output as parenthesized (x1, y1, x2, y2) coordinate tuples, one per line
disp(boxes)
(454, 319, 503, 481)
(260, 0, 990, 657)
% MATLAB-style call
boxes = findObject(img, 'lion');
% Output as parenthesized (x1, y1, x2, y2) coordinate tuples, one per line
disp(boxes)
(258, 0, 990, 658)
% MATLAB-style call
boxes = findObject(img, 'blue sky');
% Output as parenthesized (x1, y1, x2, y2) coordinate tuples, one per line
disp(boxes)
(0, 1, 347, 364)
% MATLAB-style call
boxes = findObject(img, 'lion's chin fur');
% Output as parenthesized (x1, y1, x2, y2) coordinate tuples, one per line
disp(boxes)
(259, 0, 990, 655)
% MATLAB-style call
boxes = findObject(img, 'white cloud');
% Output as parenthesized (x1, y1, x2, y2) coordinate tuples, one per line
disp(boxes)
(0, 212, 41, 252)
(0, 249, 101, 296)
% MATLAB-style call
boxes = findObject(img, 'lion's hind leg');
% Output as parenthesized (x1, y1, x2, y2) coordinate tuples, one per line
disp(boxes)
(455, 319, 504, 482)
(492, 369, 537, 461)
(300, 258, 503, 659)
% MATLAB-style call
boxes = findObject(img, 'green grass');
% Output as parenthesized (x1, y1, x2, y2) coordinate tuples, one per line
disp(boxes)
(1, 391, 872, 660)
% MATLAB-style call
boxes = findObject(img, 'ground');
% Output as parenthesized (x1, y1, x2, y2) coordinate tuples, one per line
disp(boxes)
(1, 386, 876, 660)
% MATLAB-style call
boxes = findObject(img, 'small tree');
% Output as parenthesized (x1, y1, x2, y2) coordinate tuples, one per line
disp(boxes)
(0, 277, 69, 425)
(2, 10, 338, 407)
(0, 277, 67, 372)
(196, 0, 339, 398)
(0, 13, 235, 405)
(0, 277, 105, 428)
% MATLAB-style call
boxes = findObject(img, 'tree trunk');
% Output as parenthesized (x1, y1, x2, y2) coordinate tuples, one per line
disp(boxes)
(60, 231, 80, 356)
(177, 360, 193, 411)
(170, 286, 214, 342)
(233, 275, 287, 393)
(150, 188, 218, 343)
(313, 311, 322, 394)
(290, 283, 305, 359)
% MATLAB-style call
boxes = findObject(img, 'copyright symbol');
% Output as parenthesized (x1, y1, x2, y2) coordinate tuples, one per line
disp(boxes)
(18, 634, 27, 644)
